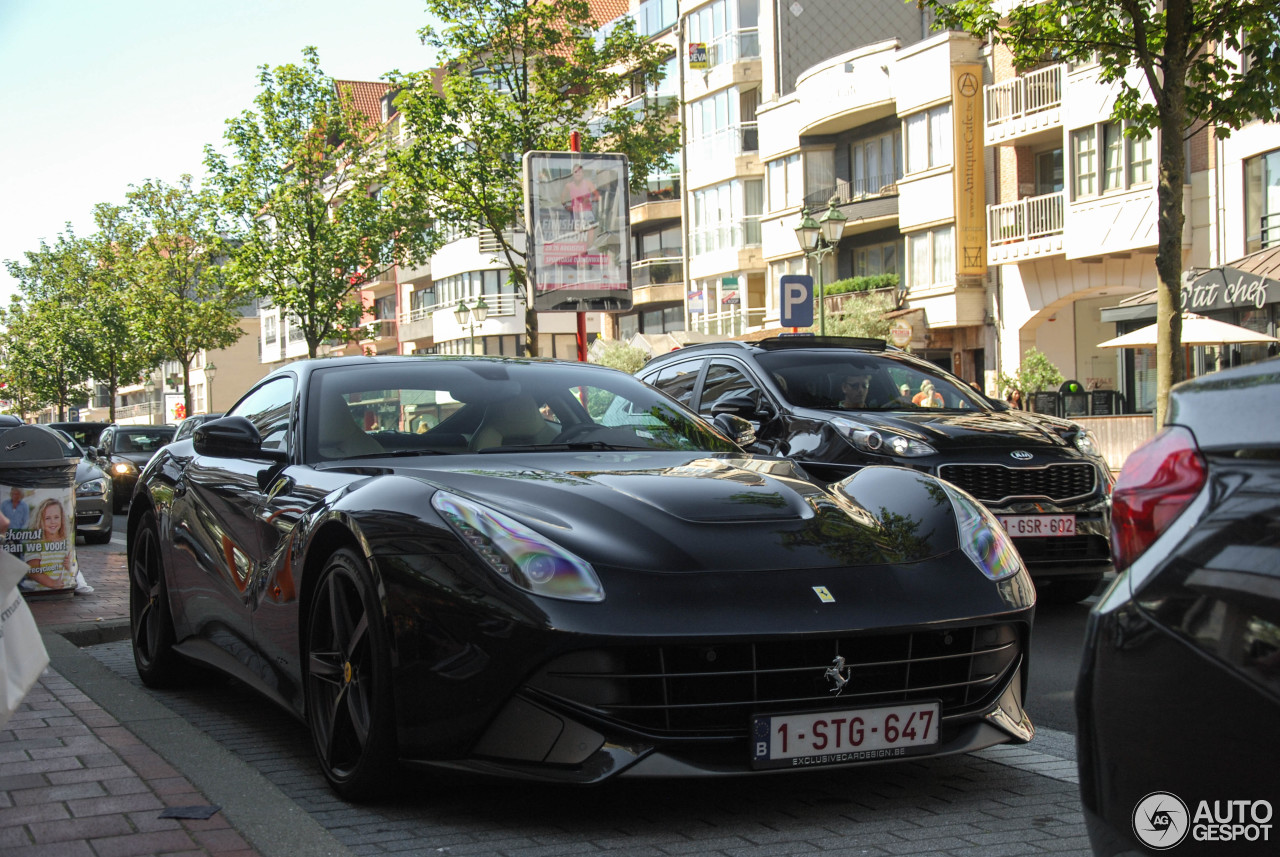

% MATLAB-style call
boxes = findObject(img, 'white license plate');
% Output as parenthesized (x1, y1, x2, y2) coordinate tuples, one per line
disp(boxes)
(998, 514, 1076, 537)
(751, 702, 940, 769)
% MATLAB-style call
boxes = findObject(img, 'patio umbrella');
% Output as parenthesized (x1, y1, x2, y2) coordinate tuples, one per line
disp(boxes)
(1097, 312, 1278, 348)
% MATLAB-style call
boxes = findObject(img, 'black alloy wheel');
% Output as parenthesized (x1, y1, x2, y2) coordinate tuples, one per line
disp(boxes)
(304, 548, 398, 801)
(129, 510, 181, 687)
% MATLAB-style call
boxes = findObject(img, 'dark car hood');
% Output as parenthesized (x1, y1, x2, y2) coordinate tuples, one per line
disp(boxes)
(345, 451, 960, 572)
(819, 407, 1072, 450)
(113, 451, 159, 466)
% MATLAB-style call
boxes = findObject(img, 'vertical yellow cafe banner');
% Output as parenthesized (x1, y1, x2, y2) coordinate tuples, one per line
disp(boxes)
(951, 63, 987, 277)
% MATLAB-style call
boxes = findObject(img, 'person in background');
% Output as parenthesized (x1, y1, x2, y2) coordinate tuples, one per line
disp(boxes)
(2, 486, 30, 533)
(912, 380, 944, 407)
(840, 373, 872, 409)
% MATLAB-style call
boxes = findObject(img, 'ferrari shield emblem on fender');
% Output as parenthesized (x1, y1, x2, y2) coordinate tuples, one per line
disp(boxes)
(812, 586, 835, 603)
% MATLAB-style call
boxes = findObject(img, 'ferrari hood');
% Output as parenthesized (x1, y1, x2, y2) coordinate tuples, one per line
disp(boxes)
(379, 452, 958, 572)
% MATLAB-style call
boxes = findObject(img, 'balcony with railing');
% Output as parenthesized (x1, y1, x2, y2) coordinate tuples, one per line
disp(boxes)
(804, 173, 900, 210)
(987, 191, 1066, 263)
(689, 306, 767, 337)
(984, 65, 1064, 146)
(687, 122, 759, 176)
(632, 256, 684, 289)
(705, 28, 760, 69)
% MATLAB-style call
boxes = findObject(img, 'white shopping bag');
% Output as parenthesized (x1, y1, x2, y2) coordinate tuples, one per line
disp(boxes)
(1, 548, 49, 729)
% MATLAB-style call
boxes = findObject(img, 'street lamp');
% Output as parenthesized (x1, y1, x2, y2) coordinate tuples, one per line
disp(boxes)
(794, 195, 848, 335)
(204, 362, 216, 413)
(453, 295, 489, 355)
(143, 376, 157, 420)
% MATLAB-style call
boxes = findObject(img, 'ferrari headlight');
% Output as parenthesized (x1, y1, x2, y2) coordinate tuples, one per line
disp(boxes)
(112, 461, 137, 476)
(1073, 428, 1100, 458)
(832, 417, 936, 458)
(76, 478, 107, 497)
(940, 481, 1023, 582)
(432, 491, 604, 602)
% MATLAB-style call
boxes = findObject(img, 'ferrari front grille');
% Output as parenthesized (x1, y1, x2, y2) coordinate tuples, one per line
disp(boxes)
(529, 623, 1023, 736)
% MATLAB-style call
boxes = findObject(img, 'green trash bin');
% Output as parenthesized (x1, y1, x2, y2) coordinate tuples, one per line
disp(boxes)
(0, 425, 81, 595)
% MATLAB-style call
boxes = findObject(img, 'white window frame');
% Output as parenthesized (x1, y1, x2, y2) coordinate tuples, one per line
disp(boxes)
(1073, 121, 1154, 199)
(767, 153, 802, 211)
(907, 225, 954, 290)
(904, 105, 952, 174)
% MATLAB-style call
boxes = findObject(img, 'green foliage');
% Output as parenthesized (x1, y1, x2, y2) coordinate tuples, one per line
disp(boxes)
(998, 348, 1064, 396)
(923, 0, 1280, 423)
(206, 47, 434, 358)
(124, 176, 248, 416)
(823, 275, 899, 297)
(2, 231, 98, 419)
(824, 290, 896, 342)
(591, 339, 648, 374)
(391, 0, 681, 356)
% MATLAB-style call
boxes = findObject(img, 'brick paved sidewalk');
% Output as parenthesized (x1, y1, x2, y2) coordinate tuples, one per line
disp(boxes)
(7, 540, 349, 857)
(1, 669, 261, 857)
(23, 540, 131, 644)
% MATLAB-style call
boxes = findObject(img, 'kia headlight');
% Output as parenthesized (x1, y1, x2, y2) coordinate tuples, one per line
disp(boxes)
(940, 481, 1024, 582)
(76, 478, 107, 498)
(112, 461, 137, 476)
(832, 417, 936, 458)
(1073, 428, 1100, 458)
(432, 491, 604, 602)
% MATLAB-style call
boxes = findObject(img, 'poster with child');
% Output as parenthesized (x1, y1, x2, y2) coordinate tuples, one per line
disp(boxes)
(1, 486, 78, 593)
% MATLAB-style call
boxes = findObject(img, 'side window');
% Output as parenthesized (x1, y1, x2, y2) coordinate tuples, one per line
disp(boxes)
(227, 376, 295, 453)
(698, 360, 759, 417)
(646, 359, 703, 406)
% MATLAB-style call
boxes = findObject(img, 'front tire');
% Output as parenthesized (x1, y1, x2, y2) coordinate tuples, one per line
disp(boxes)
(304, 548, 399, 801)
(129, 510, 182, 687)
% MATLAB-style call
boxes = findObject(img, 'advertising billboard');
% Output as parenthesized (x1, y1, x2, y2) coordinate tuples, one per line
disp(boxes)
(523, 151, 632, 312)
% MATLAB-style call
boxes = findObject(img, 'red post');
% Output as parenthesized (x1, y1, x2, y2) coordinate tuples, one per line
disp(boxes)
(570, 131, 588, 361)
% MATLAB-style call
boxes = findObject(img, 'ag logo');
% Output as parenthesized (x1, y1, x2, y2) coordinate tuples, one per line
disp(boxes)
(1132, 791, 1190, 850)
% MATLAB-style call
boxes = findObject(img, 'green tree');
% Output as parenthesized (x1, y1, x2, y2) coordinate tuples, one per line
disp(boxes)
(998, 347, 1064, 399)
(3, 232, 98, 420)
(83, 203, 155, 422)
(391, 0, 679, 356)
(591, 339, 648, 374)
(825, 291, 896, 342)
(206, 48, 435, 359)
(125, 175, 247, 417)
(924, 0, 1280, 425)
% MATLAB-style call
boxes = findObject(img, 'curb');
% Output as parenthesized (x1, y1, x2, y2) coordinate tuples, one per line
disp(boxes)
(41, 630, 355, 857)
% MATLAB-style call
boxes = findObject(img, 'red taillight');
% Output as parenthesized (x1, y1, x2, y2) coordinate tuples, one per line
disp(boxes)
(1110, 426, 1206, 571)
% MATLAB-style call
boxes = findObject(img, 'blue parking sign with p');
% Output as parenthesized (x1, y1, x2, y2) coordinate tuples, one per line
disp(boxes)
(780, 275, 814, 328)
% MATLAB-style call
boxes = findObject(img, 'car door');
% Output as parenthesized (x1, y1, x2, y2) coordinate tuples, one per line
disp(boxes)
(167, 375, 296, 664)
(695, 358, 789, 455)
(641, 357, 704, 407)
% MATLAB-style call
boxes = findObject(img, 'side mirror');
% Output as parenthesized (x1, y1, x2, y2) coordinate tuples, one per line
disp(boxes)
(194, 416, 286, 462)
(710, 394, 770, 420)
(713, 414, 757, 448)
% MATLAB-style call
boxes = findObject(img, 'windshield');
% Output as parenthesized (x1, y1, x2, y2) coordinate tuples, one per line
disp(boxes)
(306, 359, 740, 462)
(115, 430, 174, 453)
(757, 350, 990, 412)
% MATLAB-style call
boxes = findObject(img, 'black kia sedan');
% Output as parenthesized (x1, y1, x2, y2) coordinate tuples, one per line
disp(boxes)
(638, 337, 1113, 602)
(1076, 357, 1280, 856)
(128, 355, 1036, 800)
(98, 424, 175, 511)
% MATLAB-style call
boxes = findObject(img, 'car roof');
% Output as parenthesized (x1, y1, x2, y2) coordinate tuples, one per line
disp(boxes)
(642, 336, 891, 368)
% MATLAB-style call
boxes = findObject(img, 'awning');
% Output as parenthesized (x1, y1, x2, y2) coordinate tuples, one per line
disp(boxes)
(1097, 312, 1279, 349)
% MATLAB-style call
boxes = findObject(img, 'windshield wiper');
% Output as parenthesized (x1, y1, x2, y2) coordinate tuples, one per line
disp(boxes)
(477, 441, 653, 453)
(336, 448, 454, 461)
